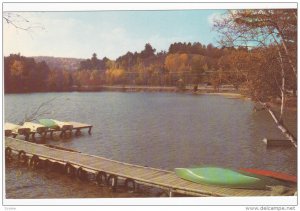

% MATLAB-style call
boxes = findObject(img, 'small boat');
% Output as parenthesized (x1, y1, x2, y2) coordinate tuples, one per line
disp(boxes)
(39, 119, 73, 130)
(39, 119, 59, 129)
(239, 168, 297, 183)
(175, 167, 267, 189)
(51, 119, 73, 130)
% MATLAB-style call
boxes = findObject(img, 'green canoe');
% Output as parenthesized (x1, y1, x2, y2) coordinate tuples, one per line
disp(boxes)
(38, 119, 59, 129)
(175, 167, 267, 189)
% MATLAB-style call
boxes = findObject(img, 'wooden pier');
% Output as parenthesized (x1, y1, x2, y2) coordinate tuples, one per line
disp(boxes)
(5, 137, 295, 197)
(262, 138, 294, 147)
(5, 121, 92, 141)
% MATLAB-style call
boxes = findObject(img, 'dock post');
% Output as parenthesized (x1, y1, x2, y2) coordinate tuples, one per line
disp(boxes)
(59, 130, 65, 138)
(69, 129, 73, 137)
(50, 130, 54, 139)
(18, 150, 29, 165)
(75, 129, 81, 136)
(96, 171, 108, 186)
(24, 133, 30, 141)
(169, 189, 173, 197)
(5, 147, 12, 161)
(107, 174, 118, 192)
(41, 131, 47, 140)
(31, 133, 36, 142)
(111, 176, 117, 192)
(124, 178, 136, 193)
(29, 155, 40, 169)
(88, 126, 92, 135)
(5, 130, 12, 137)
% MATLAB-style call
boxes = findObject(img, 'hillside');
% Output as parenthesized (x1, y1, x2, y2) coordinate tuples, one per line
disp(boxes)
(33, 56, 84, 71)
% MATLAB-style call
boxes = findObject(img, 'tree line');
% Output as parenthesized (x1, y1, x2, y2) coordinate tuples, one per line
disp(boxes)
(5, 41, 296, 97)
(3, 42, 259, 92)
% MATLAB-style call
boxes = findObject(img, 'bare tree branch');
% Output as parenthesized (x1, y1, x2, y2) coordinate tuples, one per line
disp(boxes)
(3, 12, 45, 33)
(18, 97, 57, 125)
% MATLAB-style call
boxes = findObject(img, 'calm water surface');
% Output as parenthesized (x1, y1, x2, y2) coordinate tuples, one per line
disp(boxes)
(4, 92, 297, 198)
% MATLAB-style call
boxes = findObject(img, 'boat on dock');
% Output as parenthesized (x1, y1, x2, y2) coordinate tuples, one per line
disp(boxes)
(39, 118, 74, 130)
(38, 119, 60, 129)
(239, 168, 297, 183)
(175, 167, 267, 189)
(51, 119, 74, 130)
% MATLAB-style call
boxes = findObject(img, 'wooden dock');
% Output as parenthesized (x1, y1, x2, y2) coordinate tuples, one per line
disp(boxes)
(47, 121, 93, 139)
(5, 137, 294, 197)
(5, 121, 92, 141)
(262, 138, 294, 147)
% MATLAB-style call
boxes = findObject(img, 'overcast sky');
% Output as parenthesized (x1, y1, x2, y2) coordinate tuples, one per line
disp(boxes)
(4, 10, 223, 59)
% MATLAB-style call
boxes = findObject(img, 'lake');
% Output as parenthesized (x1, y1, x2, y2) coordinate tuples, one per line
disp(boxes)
(4, 91, 297, 198)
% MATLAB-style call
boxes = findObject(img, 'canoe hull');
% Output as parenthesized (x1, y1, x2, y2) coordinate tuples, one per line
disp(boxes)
(39, 119, 73, 130)
(175, 167, 267, 189)
(239, 168, 297, 183)
(51, 119, 73, 130)
(39, 119, 59, 129)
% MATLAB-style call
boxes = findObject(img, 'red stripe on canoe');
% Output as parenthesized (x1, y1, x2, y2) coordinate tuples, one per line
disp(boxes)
(240, 168, 297, 183)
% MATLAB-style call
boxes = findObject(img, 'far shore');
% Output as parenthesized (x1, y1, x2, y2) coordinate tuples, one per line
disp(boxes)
(196, 92, 248, 98)
(5, 84, 296, 110)
(100, 85, 251, 100)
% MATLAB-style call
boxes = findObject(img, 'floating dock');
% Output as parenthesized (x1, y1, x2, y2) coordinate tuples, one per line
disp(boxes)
(4, 121, 92, 141)
(262, 138, 294, 147)
(5, 137, 293, 197)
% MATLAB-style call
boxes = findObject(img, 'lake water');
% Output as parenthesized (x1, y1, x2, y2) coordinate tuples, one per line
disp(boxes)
(4, 92, 297, 198)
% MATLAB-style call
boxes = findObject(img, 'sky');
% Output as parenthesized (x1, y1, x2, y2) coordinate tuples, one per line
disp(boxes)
(4, 10, 223, 60)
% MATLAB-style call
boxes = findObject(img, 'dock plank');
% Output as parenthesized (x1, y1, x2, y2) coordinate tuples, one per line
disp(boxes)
(22, 122, 47, 134)
(69, 121, 92, 128)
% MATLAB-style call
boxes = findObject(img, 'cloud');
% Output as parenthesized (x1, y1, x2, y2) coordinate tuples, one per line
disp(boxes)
(4, 12, 138, 59)
(4, 11, 218, 60)
(207, 12, 223, 26)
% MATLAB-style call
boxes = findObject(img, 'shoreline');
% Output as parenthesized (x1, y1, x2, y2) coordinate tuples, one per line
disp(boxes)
(4, 85, 296, 110)
(4, 85, 249, 101)
(5, 84, 241, 95)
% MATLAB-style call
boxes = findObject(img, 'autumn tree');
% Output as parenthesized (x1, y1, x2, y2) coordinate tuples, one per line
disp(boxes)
(165, 53, 189, 73)
(217, 49, 250, 90)
(105, 68, 125, 85)
(4, 54, 50, 93)
(79, 53, 106, 71)
(210, 69, 228, 91)
(140, 43, 156, 58)
(214, 9, 297, 147)
(190, 54, 209, 84)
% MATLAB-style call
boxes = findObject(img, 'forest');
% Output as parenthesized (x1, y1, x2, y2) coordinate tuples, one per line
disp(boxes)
(4, 43, 239, 92)
(5, 41, 296, 99)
